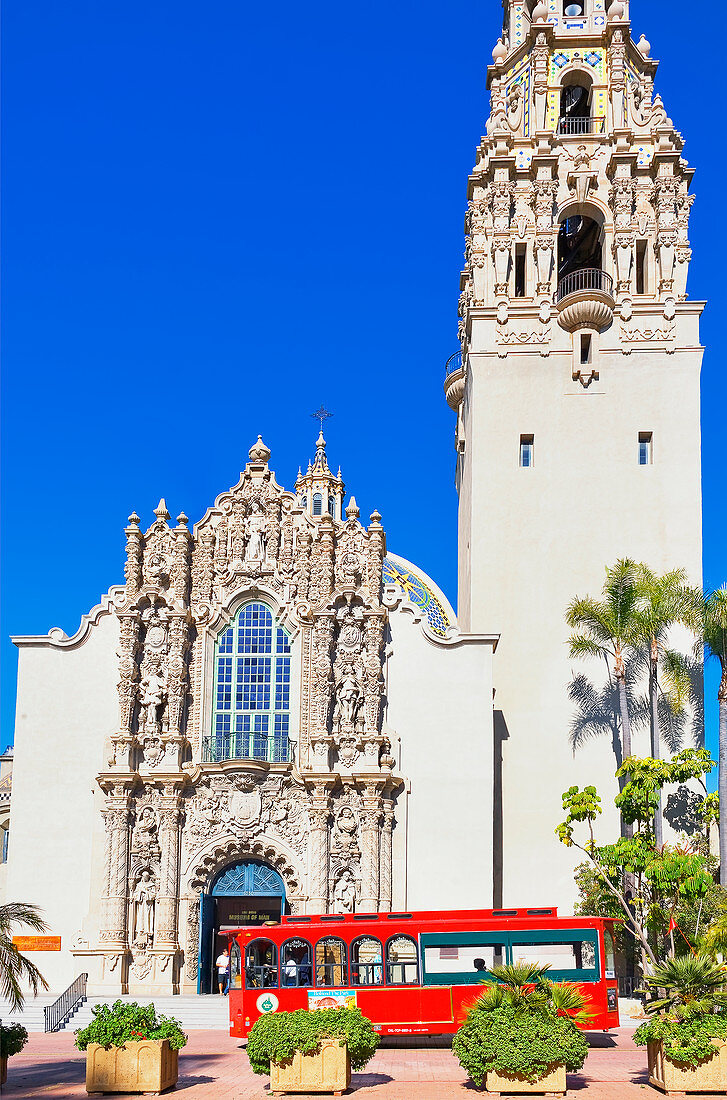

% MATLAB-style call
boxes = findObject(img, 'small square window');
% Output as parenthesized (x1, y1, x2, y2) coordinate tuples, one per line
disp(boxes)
(520, 434, 534, 468)
(638, 431, 653, 465)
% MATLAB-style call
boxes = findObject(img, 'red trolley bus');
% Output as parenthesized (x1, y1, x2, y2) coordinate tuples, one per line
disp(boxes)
(227, 907, 620, 1037)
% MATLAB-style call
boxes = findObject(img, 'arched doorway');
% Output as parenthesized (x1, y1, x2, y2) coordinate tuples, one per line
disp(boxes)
(197, 859, 286, 993)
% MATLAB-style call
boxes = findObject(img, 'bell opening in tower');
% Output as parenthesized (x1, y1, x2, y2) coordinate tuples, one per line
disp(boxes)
(557, 74, 596, 135)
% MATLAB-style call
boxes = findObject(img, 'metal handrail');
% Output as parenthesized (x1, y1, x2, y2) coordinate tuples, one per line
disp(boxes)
(556, 267, 613, 302)
(556, 115, 605, 135)
(444, 351, 463, 380)
(44, 972, 88, 1033)
(202, 735, 291, 764)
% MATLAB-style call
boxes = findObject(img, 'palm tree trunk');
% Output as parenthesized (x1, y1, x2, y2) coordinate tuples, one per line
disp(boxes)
(650, 642, 663, 849)
(615, 649, 633, 840)
(719, 668, 727, 889)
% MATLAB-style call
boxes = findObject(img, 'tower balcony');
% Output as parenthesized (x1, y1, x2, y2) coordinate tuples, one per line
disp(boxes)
(556, 116, 605, 137)
(555, 268, 615, 332)
(444, 351, 465, 409)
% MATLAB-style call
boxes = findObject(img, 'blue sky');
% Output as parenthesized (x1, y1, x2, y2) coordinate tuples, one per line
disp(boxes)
(1, 1, 723, 771)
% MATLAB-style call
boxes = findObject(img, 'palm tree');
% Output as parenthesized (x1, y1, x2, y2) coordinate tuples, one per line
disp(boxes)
(641, 954, 727, 1018)
(634, 566, 699, 848)
(0, 903, 49, 1011)
(566, 559, 643, 830)
(703, 586, 727, 888)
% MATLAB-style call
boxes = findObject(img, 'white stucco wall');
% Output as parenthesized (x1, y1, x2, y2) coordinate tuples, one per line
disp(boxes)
(9, 605, 119, 991)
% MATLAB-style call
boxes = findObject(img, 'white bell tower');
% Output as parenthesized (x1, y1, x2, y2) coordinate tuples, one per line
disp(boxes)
(446, 0, 704, 905)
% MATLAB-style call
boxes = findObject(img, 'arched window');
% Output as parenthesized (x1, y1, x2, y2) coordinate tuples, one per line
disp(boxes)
(281, 938, 313, 987)
(327, 496, 335, 517)
(351, 937, 384, 986)
(315, 937, 347, 987)
(211, 602, 291, 763)
(557, 215, 602, 280)
(245, 938, 278, 989)
(312, 493, 323, 516)
(386, 935, 419, 985)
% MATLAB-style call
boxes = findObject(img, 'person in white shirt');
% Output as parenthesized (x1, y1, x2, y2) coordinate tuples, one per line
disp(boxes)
(216, 947, 230, 994)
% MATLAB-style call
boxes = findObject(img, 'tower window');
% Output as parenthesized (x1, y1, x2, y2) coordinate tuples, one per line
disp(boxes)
(514, 244, 527, 298)
(520, 435, 534, 468)
(638, 432, 653, 465)
(564, 0, 584, 14)
(636, 240, 648, 294)
(580, 333, 592, 365)
(312, 493, 323, 516)
(328, 496, 335, 517)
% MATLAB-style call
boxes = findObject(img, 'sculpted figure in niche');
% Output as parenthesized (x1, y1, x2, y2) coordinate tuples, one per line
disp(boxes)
(132, 807, 159, 853)
(132, 870, 157, 944)
(332, 807, 359, 858)
(244, 501, 267, 561)
(140, 668, 166, 731)
(333, 667, 362, 731)
(333, 870, 357, 914)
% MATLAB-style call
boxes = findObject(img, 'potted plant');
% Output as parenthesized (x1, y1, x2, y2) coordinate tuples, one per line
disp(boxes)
(633, 954, 727, 1094)
(247, 1006, 379, 1095)
(451, 962, 590, 1095)
(0, 1022, 29, 1084)
(75, 999, 187, 1094)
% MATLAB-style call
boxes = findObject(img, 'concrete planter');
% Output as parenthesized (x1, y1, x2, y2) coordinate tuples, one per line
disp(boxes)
(270, 1037, 351, 1096)
(648, 1038, 727, 1095)
(85, 1038, 178, 1095)
(484, 1062, 566, 1095)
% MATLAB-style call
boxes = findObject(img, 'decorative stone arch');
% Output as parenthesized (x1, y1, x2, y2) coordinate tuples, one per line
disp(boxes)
(555, 64, 595, 92)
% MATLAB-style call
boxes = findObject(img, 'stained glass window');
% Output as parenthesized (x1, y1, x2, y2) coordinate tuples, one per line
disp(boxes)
(209, 602, 291, 763)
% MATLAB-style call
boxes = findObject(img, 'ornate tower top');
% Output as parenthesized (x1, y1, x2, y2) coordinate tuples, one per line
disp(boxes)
(295, 432, 345, 521)
(444, 0, 698, 415)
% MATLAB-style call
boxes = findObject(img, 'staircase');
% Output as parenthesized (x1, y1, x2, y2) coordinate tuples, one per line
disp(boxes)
(0, 996, 59, 1032)
(68, 994, 231, 1032)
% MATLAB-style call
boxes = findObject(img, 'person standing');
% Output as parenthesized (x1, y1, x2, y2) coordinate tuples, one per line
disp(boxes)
(216, 946, 230, 995)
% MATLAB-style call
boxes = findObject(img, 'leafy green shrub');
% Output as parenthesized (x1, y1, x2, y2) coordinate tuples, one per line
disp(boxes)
(246, 1008, 379, 1076)
(633, 1012, 727, 1066)
(0, 1023, 28, 1058)
(632, 954, 727, 1066)
(74, 1000, 187, 1051)
(452, 1004, 589, 1086)
(451, 963, 589, 1087)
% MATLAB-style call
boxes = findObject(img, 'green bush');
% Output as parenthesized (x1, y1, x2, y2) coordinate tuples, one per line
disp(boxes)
(633, 1012, 727, 1067)
(452, 1004, 589, 1086)
(246, 1008, 379, 1076)
(74, 1000, 188, 1051)
(0, 1023, 28, 1058)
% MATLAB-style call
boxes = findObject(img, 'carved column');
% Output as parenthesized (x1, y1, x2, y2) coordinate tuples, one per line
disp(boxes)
(308, 796, 331, 912)
(124, 513, 144, 598)
(185, 893, 201, 981)
(100, 802, 132, 946)
(379, 804, 394, 913)
(155, 799, 182, 948)
(359, 803, 382, 913)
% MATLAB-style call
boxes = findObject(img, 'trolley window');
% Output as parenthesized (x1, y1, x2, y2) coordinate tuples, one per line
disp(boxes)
(245, 938, 278, 989)
(315, 937, 347, 987)
(604, 928, 616, 980)
(351, 937, 384, 986)
(281, 938, 313, 988)
(420, 932, 506, 986)
(386, 935, 419, 985)
(229, 940, 242, 991)
(509, 930, 599, 981)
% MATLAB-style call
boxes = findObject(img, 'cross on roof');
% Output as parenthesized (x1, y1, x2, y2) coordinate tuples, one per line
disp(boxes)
(310, 406, 333, 432)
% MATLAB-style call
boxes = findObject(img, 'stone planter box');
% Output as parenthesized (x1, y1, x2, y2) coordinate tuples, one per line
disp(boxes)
(648, 1038, 727, 1095)
(484, 1062, 566, 1095)
(85, 1038, 178, 1095)
(270, 1038, 350, 1095)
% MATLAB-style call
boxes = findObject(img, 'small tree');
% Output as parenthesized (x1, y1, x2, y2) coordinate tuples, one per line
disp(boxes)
(0, 903, 49, 1011)
(702, 586, 727, 887)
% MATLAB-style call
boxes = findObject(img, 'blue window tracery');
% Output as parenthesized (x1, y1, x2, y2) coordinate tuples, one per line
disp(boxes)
(208, 602, 291, 762)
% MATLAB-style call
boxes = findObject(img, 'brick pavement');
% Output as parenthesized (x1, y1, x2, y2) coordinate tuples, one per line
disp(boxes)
(2, 1027, 721, 1098)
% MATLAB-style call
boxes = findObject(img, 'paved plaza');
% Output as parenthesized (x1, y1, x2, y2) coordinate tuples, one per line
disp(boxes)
(2, 1027, 722, 1099)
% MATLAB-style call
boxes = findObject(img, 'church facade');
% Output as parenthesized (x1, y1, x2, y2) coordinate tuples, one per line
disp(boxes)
(7, 0, 703, 996)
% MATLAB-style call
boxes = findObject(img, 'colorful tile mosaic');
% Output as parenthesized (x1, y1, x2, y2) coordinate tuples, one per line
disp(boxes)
(513, 1, 526, 48)
(383, 557, 452, 639)
(637, 145, 654, 167)
(507, 65, 531, 136)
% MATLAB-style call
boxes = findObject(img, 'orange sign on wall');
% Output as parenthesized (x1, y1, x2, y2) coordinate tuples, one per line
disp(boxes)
(12, 936, 61, 952)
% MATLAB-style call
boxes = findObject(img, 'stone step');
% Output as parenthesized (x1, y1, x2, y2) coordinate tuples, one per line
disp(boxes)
(0, 996, 60, 1032)
(68, 994, 231, 1032)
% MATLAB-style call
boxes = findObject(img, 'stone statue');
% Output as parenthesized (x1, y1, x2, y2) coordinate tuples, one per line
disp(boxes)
(132, 870, 157, 943)
(333, 668, 361, 730)
(132, 807, 158, 853)
(333, 870, 356, 914)
(140, 669, 166, 731)
(244, 503, 267, 561)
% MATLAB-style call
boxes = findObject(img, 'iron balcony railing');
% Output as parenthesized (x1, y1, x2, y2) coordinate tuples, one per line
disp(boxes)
(556, 267, 613, 303)
(202, 734, 291, 764)
(444, 350, 463, 380)
(556, 115, 605, 136)
(44, 972, 88, 1032)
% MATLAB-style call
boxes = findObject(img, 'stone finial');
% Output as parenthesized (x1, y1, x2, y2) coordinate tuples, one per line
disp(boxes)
(531, 1, 548, 21)
(175, 512, 189, 529)
(248, 435, 271, 464)
(345, 497, 360, 519)
(127, 511, 141, 527)
(607, 0, 625, 17)
(369, 510, 382, 527)
(492, 38, 507, 64)
(637, 33, 651, 56)
(154, 499, 170, 521)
